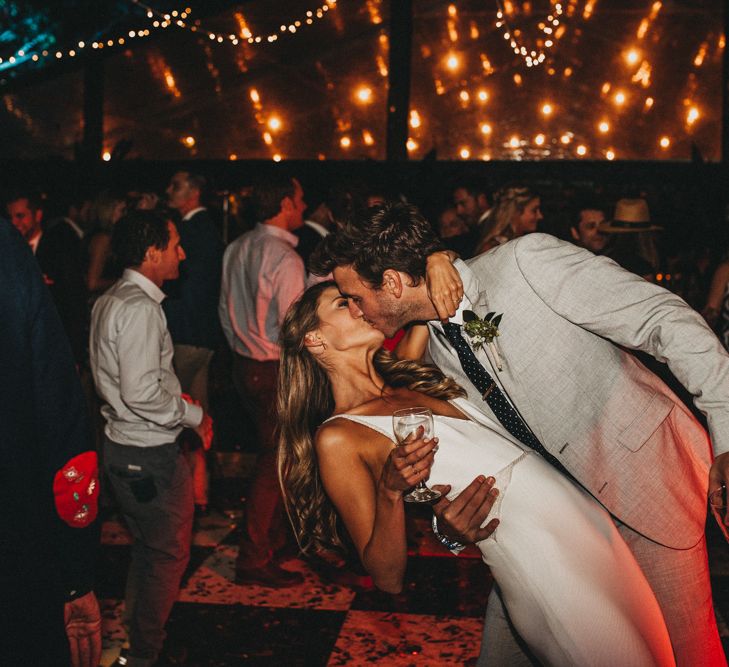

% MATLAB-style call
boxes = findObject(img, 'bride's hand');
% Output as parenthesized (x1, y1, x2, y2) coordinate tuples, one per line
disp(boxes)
(425, 250, 463, 322)
(381, 426, 439, 495)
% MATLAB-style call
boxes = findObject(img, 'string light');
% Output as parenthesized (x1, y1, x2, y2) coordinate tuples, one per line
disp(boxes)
(659, 136, 670, 148)
(576, 144, 587, 156)
(196, 0, 338, 49)
(2, 0, 338, 72)
(495, 0, 564, 68)
(0, 2, 193, 71)
(409, 110, 421, 128)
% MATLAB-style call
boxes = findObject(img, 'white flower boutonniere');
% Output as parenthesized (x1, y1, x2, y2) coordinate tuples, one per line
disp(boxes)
(463, 310, 504, 371)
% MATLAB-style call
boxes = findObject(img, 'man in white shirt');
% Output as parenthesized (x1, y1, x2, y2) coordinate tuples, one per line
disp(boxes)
(90, 210, 212, 667)
(219, 175, 306, 587)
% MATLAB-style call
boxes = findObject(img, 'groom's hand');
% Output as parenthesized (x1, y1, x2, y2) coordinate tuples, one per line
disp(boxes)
(431, 475, 500, 544)
(709, 452, 729, 497)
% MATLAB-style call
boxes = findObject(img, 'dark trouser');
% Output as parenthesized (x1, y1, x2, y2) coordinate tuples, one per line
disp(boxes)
(103, 437, 193, 666)
(232, 354, 287, 569)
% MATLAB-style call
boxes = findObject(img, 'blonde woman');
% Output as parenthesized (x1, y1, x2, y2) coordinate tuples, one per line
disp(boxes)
(277, 281, 673, 667)
(475, 184, 542, 255)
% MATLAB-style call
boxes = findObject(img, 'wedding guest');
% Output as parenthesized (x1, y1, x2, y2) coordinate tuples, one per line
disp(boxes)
(6, 190, 87, 364)
(311, 201, 728, 666)
(165, 170, 224, 516)
(219, 175, 307, 587)
(1, 219, 101, 667)
(447, 176, 492, 258)
(474, 184, 542, 255)
(600, 198, 663, 281)
(568, 197, 609, 254)
(90, 210, 212, 667)
(277, 281, 673, 666)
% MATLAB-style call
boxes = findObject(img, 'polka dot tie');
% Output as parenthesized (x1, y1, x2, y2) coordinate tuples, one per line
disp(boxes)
(442, 322, 570, 476)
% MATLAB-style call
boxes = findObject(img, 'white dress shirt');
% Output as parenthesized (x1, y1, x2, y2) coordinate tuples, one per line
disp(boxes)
(90, 269, 202, 446)
(219, 223, 305, 361)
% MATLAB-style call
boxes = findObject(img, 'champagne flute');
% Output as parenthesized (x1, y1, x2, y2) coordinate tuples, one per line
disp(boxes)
(392, 407, 441, 503)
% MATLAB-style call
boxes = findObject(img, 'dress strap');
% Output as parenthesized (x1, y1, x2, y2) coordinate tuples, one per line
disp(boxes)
(322, 414, 394, 441)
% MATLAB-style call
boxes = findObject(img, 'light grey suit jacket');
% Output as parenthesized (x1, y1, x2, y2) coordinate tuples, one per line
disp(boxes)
(427, 234, 729, 549)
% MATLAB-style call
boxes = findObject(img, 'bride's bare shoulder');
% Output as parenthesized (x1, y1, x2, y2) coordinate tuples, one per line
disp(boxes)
(315, 416, 385, 460)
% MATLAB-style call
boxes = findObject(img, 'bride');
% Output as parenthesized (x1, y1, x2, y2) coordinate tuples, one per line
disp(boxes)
(277, 281, 674, 667)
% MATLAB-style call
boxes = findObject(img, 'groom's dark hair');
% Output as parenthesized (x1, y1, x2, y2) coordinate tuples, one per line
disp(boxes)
(309, 201, 444, 286)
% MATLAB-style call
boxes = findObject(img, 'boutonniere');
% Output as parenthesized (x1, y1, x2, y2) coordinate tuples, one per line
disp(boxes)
(463, 310, 504, 371)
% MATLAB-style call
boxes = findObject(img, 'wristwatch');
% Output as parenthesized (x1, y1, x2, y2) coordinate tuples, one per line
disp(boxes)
(431, 514, 466, 554)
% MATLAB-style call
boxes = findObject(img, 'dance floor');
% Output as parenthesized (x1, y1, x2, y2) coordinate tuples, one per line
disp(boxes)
(97, 453, 729, 666)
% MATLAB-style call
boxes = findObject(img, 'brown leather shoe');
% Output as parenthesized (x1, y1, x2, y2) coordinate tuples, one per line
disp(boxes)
(235, 562, 305, 587)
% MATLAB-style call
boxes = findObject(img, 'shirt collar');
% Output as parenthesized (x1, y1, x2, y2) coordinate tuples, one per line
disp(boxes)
(304, 220, 329, 238)
(122, 268, 166, 304)
(258, 222, 299, 247)
(478, 208, 492, 224)
(28, 230, 42, 254)
(182, 206, 206, 221)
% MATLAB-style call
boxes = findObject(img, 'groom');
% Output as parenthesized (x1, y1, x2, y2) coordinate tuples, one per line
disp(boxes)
(310, 201, 729, 666)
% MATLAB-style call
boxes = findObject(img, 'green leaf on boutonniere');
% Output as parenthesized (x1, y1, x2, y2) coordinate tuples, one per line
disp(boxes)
(463, 309, 478, 323)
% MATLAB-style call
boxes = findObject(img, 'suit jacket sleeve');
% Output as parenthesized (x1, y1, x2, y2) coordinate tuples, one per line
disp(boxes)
(0, 222, 98, 601)
(510, 233, 729, 455)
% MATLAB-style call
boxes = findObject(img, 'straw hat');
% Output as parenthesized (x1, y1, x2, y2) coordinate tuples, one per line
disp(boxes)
(599, 198, 663, 233)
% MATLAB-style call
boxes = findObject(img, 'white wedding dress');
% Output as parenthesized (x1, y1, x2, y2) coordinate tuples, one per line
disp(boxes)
(330, 397, 674, 667)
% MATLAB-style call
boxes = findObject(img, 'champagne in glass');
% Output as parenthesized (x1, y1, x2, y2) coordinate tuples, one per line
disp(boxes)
(392, 407, 441, 503)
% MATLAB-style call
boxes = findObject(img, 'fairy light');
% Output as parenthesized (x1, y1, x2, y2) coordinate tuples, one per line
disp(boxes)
(182, 135, 196, 148)
(541, 103, 554, 116)
(445, 52, 461, 71)
(509, 135, 520, 148)
(272, 154, 282, 162)
(407, 138, 418, 152)
(535, 133, 546, 146)
(659, 136, 671, 148)
(340, 136, 351, 149)
(362, 130, 375, 146)
(576, 144, 587, 156)
(459, 147, 471, 159)
(356, 85, 373, 103)
(606, 149, 616, 160)
(409, 110, 421, 128)
(644, 97, 654, 110)
(263, 132, 273, 145)
(480, 122, 493, 135)
(477, 89, 489, 102)
(229, 153, 238, 160)
(598, 120, 610, 133)
(102, 151, 112, 161)
(267, 116, 282, 131)
(624, 48, 640, 66)
(459, 90, 470, 103)
(495, 0, 563, 67)
(631, 61, 652, 87)
(686, 106, 700, 126)
(613, 91, 626, 106)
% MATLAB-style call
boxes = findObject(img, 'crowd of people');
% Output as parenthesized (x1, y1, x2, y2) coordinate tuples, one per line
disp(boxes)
(3, 169, 729, 666)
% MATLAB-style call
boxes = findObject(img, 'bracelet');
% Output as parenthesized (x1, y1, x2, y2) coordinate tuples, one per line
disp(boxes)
(431, 514, 466, 554)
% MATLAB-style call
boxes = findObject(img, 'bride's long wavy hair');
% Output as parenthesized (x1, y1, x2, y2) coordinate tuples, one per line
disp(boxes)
(277, 280, 465, 557)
